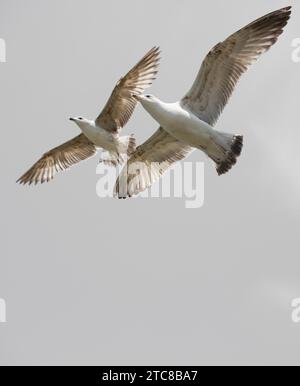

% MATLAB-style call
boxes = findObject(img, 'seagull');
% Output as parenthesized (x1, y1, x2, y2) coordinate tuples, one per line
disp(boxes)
(115, 7, 291, 198)
(17, 47, 160, 185)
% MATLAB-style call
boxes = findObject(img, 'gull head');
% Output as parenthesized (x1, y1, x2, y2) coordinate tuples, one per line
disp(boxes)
(133, 94, 166, 123)
(133, 94, 162, 110)
(69, 116, 93, 129)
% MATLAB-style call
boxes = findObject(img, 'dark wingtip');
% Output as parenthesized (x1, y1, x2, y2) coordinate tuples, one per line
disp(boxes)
(16, 177, 25, 185)
(279, 5, 292, 17)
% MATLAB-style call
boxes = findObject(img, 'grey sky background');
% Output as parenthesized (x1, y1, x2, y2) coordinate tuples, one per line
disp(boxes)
(0, 0, 300, 365)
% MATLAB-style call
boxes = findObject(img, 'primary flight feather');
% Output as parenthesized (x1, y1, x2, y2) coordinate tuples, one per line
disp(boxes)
(115, 7, 291, 198)
(17, 46, 160, 185)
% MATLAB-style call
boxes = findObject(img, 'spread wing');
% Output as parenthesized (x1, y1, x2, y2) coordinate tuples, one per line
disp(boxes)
(96, 46, 160, 132)
(114, 127, 192, 198)
(181, 6, 291, 126)
(17, 134, 97, 185)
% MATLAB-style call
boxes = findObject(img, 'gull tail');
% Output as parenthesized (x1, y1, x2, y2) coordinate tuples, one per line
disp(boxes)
(99, 150, 125, 167)
(205, 132, 243, 175)
(119, 134, 136, 157)
(216, 135, 243, 175)
(99, 134, 137, 167)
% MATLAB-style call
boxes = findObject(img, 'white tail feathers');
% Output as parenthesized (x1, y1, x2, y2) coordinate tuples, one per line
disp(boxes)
(99, 150, 125, 167)
(99, 135, 137, 167)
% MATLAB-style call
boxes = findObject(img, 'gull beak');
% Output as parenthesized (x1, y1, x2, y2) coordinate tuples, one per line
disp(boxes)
(69, 117, 75, 121)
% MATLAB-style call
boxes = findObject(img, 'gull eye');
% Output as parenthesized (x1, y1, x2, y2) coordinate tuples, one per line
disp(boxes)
(78, 117, 83, 120)
(146, 95, 151, 98)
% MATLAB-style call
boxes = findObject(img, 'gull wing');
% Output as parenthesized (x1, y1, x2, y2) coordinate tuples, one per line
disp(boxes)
(17, 134, 97, 185)
(114, 127, 192, 198)
(96, 47, 160, 132)
(181, 6, 291, 125)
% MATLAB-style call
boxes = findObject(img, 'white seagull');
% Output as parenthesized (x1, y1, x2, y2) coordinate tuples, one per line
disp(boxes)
(17, 47, 160, 185)
(115, 7, 291, 198)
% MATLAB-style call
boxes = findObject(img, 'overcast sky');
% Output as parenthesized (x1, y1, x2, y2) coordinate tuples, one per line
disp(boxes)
(0, 0, 300, 365)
